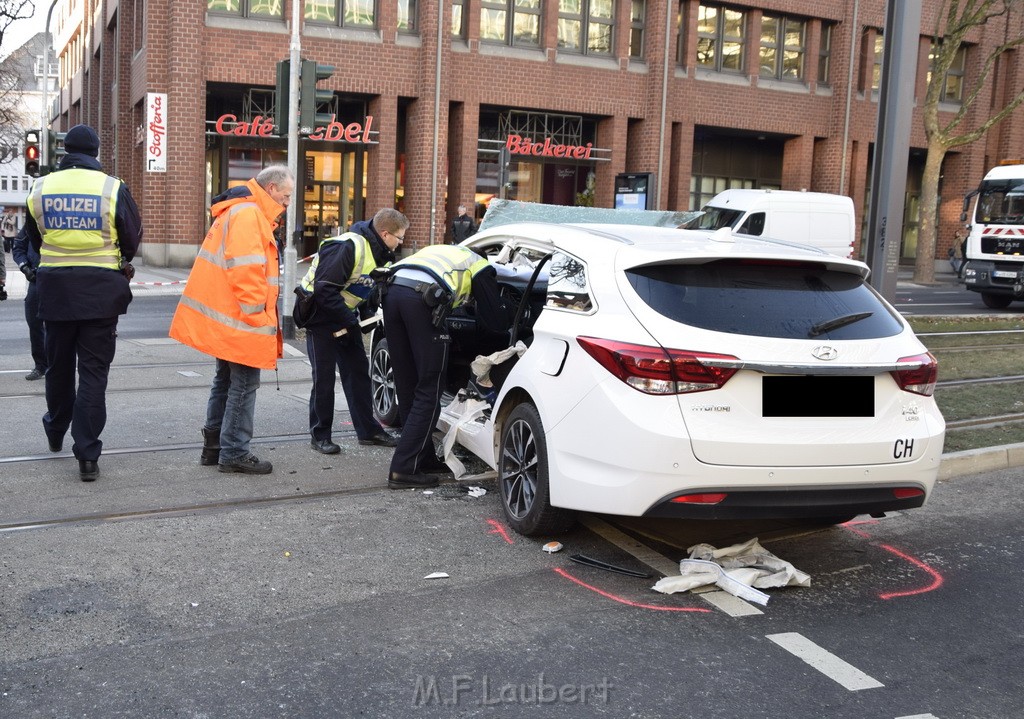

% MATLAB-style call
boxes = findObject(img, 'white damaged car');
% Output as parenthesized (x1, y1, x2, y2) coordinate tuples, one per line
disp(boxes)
(370, 222, 945, 536)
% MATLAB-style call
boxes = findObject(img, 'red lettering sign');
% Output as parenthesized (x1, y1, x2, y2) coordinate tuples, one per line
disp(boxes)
(504, 134, 593, 160)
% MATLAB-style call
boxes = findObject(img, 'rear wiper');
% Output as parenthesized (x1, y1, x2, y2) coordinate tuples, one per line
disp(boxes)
(808, 311, 873, 338)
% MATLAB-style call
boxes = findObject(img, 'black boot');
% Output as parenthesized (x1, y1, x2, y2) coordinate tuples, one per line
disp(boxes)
(200, 427, 220, 466)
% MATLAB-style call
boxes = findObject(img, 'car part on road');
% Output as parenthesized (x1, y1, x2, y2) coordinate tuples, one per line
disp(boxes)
(569, 554, 652, 578)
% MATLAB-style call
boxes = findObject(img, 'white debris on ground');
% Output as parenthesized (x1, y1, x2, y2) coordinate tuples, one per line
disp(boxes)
(652, 538, 811, 606)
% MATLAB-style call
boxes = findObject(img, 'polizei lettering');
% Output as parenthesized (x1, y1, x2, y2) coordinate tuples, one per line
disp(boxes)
(42, 193, 102, 231)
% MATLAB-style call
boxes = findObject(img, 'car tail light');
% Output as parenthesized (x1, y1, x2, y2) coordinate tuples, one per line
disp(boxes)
(670, 493, 728, 504)
(892, 487, 925, 499)
(576, 337, 739, 394)
(891, 352, 938, 396)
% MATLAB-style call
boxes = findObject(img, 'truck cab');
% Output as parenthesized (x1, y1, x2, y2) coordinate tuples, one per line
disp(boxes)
(961, 163, 1024, 308)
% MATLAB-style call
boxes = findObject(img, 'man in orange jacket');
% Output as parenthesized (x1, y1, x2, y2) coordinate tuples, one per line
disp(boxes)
(169, 165, 294, 474)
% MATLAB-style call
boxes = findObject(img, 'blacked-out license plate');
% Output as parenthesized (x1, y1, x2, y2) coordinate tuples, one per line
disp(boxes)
(762, 376, 874, 417)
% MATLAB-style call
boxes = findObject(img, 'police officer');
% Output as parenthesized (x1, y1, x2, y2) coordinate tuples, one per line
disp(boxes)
(12, 225, 47, 380)
(24, 124, 143, 482)
(301, 208, 404, 454)
(382, 244, 511, 489)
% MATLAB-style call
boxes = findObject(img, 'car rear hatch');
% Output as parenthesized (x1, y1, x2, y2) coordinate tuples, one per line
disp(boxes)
(616, 255, 941, 467)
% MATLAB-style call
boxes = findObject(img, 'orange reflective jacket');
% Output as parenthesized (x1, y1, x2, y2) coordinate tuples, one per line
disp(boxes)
(169, 178, 283, 369)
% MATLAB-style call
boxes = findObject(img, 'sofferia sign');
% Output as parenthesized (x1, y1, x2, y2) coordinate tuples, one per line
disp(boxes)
(212, 114, 378, 144)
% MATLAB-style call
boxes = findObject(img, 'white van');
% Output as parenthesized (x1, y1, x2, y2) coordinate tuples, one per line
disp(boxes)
(682, 189, 856, 258)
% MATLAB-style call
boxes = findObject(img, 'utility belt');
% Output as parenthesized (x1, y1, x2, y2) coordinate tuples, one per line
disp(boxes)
(388, 274, 455, 329)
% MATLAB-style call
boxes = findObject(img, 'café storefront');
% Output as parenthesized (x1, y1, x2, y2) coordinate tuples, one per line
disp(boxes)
(205, 83, 386, 258)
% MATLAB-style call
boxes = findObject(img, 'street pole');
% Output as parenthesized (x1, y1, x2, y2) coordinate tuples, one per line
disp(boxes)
(864, 0, 921, 301)
(281, 0, 302, 339)
(39, 0, 59, 166)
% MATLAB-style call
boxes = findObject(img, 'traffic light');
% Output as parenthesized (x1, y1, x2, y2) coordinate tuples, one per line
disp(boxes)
(299, 59, 335, 134)
(24, 129, 41, 177)
(48, 129, 67, 172)
(274, 59, 290, 135)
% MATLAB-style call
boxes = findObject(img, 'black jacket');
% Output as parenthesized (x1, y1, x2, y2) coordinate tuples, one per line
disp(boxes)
(306, 219, 395, 333)
(450, 214, 477, 243)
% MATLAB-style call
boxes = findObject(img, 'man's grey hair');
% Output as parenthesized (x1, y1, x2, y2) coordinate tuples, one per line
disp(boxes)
(373, 207, 409, 234)
(255, 164, 294, 188)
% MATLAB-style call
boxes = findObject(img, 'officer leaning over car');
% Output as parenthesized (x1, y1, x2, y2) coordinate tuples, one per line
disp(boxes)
(23, 124, 143, 482)
(381, 244, 512, 490)
(299, 207, 405, 455)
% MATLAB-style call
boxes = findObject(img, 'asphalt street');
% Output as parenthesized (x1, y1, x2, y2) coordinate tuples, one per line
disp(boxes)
(1, 263, 1022, 717)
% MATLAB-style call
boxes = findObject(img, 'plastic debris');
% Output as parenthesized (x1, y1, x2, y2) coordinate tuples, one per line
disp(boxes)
(652, 538, 810, 604)
(465, 486, 487, 498)
(542, 541, 563, 554)
(570, 554, 651, 578)
(424, 572, 449, 580)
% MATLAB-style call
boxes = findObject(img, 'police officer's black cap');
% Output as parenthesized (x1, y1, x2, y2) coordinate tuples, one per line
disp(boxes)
(64, 124, 100, 157)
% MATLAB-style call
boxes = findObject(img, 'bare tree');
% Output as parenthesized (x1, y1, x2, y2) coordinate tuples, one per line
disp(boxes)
(0, 0, 35, 158)
(916, 0, 1024, 283)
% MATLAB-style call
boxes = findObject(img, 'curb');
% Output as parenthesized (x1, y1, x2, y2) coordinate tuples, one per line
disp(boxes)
(939, 442, 1024, 480)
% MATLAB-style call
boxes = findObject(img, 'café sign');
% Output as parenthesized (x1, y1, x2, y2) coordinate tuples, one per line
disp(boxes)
(214, 113, 375, 143)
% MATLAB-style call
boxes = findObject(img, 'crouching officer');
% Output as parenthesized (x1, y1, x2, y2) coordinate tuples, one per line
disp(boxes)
(382, 244, 511, 489)
(301, 208, 405, 454)
(24, 124, 143, 482)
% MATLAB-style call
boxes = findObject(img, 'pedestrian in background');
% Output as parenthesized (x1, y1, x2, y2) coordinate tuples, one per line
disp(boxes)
(23, 124, 143, 482)
(170, 165, 293, 475)
(0, 210, 15, 301)
(301, 208, 405, 454)
(450, 204, 477, 244)
(12, 226, 47, 380)
(382, 244, 511, 489)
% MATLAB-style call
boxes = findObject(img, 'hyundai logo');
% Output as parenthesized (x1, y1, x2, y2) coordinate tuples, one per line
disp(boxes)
(812, 345, 839, 361)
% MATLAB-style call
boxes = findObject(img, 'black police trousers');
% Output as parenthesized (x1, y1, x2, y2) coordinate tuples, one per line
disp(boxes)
(43, 317, 118, 461)
(381, 283, 449, 477)
(306, 324, 384, 442)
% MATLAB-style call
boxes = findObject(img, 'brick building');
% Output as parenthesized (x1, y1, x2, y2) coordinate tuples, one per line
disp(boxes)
(43, 0, 1024, 268)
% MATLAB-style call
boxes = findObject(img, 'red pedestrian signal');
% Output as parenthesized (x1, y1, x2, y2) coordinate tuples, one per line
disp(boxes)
(24, 130, 41, 177)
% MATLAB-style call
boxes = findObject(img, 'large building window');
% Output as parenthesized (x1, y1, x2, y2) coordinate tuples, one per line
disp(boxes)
(208, 0, 282, 18)
(697, 4, 746, 73)
(817, 21, 834, 85)
(397, 0, 416, 32)
(557, 0, 614, 56)
(629, 0, 645, 58)
(759, 14, 804, 80)
(304, 0, 374, 27)
(481, 0, 542, 46)
(928, 43, 967, 103)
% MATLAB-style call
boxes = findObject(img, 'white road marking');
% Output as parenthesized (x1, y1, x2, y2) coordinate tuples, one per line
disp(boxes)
(694, 589, 764, 616)
(580, 517, 763, 616)
(894, 714, 940, 718)
(282, 342, 306, 357)
(766, 632, 884, 691)
(894, 303, 976, 307)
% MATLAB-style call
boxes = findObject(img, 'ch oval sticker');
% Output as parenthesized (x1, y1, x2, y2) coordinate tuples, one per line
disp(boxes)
(811, 345, 839, 361)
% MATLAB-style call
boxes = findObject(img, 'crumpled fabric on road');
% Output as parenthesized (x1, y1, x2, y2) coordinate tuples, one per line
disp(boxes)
(652, 538, 810, 605)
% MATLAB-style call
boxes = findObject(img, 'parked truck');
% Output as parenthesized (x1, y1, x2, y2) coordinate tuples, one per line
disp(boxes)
(961, 163, 1024, 308)
(681, 189, 856, 258)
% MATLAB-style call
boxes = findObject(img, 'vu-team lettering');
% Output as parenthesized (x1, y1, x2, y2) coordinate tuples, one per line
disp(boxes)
(42, 194, 102, 231)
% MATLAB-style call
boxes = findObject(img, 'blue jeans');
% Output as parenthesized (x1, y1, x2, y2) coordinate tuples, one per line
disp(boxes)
(205, 358, 261, 462)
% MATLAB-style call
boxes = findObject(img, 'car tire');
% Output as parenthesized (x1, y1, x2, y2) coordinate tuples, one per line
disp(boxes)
(498, 403, 576, 536)
(981, 292, 1013, 309)
(370, 338, 400, 427)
